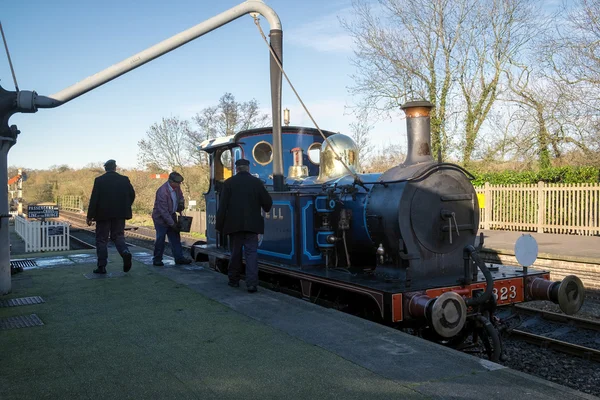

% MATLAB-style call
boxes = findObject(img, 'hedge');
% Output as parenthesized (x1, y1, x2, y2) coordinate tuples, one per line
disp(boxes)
(470, 166, 600, 186)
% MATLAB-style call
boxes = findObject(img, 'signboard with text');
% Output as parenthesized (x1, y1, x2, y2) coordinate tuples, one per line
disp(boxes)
(27, 205, 60, 219)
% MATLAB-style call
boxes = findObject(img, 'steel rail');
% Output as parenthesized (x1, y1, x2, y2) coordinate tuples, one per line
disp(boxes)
(60, 211, 194, 251)
(514, 304, 600, 332)
(69, 233, 95, 250)
(510, 329, 600, 362)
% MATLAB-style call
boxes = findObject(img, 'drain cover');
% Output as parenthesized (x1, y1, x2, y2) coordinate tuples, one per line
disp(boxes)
(10, 259, 37, 274)
(0, 314, 44, 330)
(0, 296, 45, 308)
(10, 259, 37, 269)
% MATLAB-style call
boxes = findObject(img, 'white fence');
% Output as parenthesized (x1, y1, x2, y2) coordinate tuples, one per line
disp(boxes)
(57, 195, 84, 212)
(476, 182, 600, 235)
(14, 215, 70, 252)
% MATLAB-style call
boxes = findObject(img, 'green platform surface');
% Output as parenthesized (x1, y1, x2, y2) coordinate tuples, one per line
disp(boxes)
(0, 252, 423, 400)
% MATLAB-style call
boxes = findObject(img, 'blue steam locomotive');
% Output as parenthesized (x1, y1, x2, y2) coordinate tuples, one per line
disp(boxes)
(192, 101, 585, 361)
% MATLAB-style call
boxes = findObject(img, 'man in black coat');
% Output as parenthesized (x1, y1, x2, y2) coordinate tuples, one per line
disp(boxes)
(216, 158, 272, 292)
(87, 159, 136, 274)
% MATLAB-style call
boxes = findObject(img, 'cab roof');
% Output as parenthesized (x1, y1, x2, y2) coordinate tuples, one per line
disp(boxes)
(198, 126, 337, 153)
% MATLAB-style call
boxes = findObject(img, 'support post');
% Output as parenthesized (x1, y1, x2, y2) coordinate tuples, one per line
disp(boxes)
(0, 85, 18, 294)
(0, 140, 12, 294)
(269, 28, 285, 191)
(537, 181, 545, 233)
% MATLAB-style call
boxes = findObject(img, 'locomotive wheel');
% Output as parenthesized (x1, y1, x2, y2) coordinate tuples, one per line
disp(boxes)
(215, 259, 228, 274)
(208, 256, 217, 271)
(208, 256, 228, 274)
(190, 240, 209, 262)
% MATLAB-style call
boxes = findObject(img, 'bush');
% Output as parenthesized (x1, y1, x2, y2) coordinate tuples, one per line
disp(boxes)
(471, 166, 600, 186)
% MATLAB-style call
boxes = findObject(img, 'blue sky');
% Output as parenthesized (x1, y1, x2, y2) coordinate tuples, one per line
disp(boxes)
(1, 0, 402, 170)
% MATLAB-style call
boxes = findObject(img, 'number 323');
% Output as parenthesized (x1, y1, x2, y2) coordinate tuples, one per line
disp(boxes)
(493, 285, 517, 301)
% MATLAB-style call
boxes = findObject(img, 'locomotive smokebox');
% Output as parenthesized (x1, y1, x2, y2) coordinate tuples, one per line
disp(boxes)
(365, 98, 479, 281)
(401, 101, 434, 165)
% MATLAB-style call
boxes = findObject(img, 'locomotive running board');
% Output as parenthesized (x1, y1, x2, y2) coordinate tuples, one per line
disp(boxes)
(196, 245, 387, 318)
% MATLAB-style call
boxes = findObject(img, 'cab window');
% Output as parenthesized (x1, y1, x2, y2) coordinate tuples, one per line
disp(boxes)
(215, 148, 233, 181)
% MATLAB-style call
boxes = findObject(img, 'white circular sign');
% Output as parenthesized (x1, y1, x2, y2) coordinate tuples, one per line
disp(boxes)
(514, 234, 538, 267)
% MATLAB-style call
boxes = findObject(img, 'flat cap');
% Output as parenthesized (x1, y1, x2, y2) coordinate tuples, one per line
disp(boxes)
(168, 171, 184, 183)
(235, 158, 250, 167)
(104, 159, 117, 169)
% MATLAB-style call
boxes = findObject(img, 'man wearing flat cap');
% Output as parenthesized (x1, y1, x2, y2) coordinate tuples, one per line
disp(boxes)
(87, 159, 136, 274)
(216, 158, 272, 293)
(151, 171, 193, 266)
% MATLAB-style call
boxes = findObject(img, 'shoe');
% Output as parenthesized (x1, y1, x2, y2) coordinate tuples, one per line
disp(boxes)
(228, 281, 239, 288)
(122, 252, 132, 272)
(93, 266, 107, 274)
(153, 261, 164, 267)
(175, 258, 192, 265)
(247, 286, 257, 293)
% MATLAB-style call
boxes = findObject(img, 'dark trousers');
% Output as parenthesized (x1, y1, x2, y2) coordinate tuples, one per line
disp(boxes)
(96, 219, 129, 267)
(153, 218, 184, 262)
(228, 232, 259, 287)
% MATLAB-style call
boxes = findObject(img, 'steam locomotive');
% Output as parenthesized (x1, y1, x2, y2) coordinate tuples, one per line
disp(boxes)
(192, 101, 585, 361)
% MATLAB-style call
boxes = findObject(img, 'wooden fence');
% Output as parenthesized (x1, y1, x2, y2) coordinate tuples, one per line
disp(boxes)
(14, 215, 71, 252)
(61, 182, 600, 237)
(184, 211, 206, 234)
(476, 182, 600, 235)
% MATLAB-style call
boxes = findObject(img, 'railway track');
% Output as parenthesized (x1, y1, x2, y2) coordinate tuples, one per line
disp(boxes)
(504, 304, 600, 362)
(59, 210, 198, 252)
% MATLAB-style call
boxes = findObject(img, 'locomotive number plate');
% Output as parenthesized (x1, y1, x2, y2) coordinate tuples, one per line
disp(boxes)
(426, 277, 525, 306)
(492, 278, 524, 305)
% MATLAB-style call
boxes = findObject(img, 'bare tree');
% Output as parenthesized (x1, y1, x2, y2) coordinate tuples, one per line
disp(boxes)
(348, 111, 374, 170)
(488, 0, 600, 168)
(137, 116, 193, 171)
(456, 0, 538, 165)
(341, 0, 463, 160)
(502, 67, 556, 169)
(364, 143, 405, 172)
(188, 93, 270, 165)
(342, 0, 539, 165)
(547, 0, 600, 86)
(541, 0, 600, 158)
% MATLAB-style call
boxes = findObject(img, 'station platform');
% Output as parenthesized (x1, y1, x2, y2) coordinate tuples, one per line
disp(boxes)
(1, 246, 597, 399)
(478, 229, 600, 264)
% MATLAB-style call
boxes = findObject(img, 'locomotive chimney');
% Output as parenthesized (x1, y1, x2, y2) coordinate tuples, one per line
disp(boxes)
(401, 100, 434, 165)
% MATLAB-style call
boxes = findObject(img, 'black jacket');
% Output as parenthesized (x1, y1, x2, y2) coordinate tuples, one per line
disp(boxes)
(216, 171, 273, 235)
(87, 171, 136, 221)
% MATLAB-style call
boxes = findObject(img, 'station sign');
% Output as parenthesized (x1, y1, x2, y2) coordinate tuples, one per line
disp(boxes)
(27, 205, 60, 219)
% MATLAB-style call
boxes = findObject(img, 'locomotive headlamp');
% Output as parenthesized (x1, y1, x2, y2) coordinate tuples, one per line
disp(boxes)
(284, 108, 290, 126)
